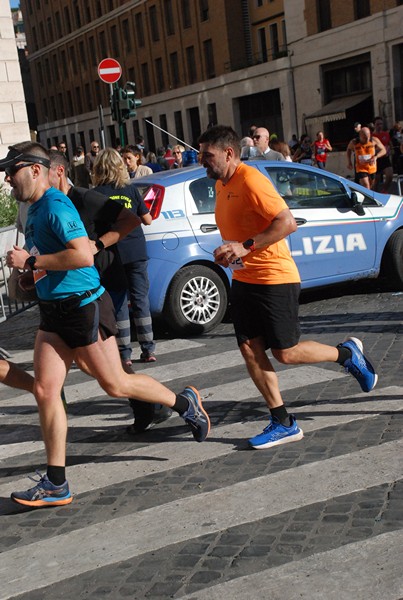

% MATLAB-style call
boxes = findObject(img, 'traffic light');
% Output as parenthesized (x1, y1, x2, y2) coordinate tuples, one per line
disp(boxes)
(119, 82, 142, 121)
(110, 85, 121, 123)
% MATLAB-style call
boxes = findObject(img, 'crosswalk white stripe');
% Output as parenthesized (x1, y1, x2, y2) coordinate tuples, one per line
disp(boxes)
(0, 386, 401, 497)
(0, 439, 401, 599)
(180, 530, 403, 600)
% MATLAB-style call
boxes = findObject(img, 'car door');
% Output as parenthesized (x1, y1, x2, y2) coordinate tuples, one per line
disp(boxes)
(258, 165, 377, 286)
(184, 175, 222, 256)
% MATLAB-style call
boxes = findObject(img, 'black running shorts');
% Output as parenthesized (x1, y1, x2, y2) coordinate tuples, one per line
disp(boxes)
(230, 280, 301, 350)
(39, 291, 118, 349)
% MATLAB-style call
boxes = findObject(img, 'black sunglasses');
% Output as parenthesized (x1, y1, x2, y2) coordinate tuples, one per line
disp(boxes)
(5, 163, 34, 177)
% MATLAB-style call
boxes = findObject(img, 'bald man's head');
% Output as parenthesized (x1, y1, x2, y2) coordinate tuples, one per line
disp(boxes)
(252, 127, 270, 152)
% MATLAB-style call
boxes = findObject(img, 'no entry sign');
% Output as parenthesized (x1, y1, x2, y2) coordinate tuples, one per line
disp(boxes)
(98, 58, 122, 84)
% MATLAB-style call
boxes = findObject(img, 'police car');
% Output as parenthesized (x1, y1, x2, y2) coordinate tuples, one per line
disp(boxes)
(133, 161, 403, 334)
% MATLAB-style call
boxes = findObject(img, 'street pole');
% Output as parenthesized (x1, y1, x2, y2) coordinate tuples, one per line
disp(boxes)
(98, 104, 106, 149)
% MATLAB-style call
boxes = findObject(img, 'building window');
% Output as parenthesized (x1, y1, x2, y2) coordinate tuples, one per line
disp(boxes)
(73, 0, 81, 28)
(85, 83, 92, 111)
(79, 41, 87, 70)
(174, 110, 184, 141)
(52, 54, 59, 82)
(66, 91, 73, 115)
(85, 5, 91, 23)
(60, 49, 68, 77)
(69, 46, 77, 75)
(203, 39, 215, 78)
(37, 62, 44, 86)
(159, 114, 169, 146)
(323, 56, 371, 100)
(122, 20, 132, 52)
(88, 36, 97, 67)
(257, 0, 263, 6)
(55, 12, 62, 38)
(128, 67, 135, 82)
(31, 26, 38, 51)
(354, 0, 370, 19)
(141, 62, 151, 96)
(44, 58, 51, 82)
(99, 31, 107, 57)
(182, 0, 192, 28)
(170, 52, 180, 86)
(149, 5, 160, 41)
(110, 25, 119, 56)
(164, 0, 175, 35)
(269, 23, 279, 58)
(155, 57, 165, 91)
(199, 0, 209, 21)
(64, 6, 72, 34)
(186, 46, 197, 84)
(95, 1, 102, 18)
(46, 17, 53, 44)
(135, 12, 145, 47)
(258, 28, 267, 62)
(207, 102, 217, 127)
(317, 0, 331, 32)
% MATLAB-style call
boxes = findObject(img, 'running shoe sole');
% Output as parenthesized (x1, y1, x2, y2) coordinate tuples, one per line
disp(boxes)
(11, 495, 73, 508)
(344, 337, 378, 391)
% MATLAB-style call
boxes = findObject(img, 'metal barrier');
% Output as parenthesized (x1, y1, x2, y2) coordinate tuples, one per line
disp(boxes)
(0, 226, 37, 323)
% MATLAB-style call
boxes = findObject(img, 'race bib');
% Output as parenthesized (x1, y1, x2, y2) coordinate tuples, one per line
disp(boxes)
(30, 246, 47, 283)
(223, 240, 245, 271)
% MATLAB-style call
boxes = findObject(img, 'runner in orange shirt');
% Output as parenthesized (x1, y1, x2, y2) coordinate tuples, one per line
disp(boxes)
(199, 125, 378, 449)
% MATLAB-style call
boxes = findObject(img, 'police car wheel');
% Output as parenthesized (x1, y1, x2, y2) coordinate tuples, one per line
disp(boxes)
(381, 230, 403, 291)
(164, 265, 228, 335)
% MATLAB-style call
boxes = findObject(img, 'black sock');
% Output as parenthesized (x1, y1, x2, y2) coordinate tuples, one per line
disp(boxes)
(172, 394, 189, 415)
(336, 346, 352, 365)
(270, 405, 291, 427)
(47, 466, 66, 486)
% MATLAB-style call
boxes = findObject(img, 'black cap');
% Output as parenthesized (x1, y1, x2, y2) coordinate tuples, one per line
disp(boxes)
(0, 147, 50, 171)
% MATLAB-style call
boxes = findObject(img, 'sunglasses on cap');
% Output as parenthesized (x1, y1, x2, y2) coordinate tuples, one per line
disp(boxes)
(5, 162, 35, 177)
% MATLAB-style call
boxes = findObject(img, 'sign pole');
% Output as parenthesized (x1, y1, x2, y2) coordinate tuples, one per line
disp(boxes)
(98, 104, 106, 149)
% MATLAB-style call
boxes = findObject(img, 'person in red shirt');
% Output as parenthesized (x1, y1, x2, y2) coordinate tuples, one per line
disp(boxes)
(373, 117, 393, 192)
(311, 131, 332, 170)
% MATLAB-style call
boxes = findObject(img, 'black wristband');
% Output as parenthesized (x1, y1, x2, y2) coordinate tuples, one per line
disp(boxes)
(95, 238, 105, 250)
(26, 256, 37, 270)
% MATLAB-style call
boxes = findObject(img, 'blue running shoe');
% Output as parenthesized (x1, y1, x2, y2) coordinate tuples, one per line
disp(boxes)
(179, 386, 210, 442)
(339, 337, 378, 392)
(249, 415, 303, 450)
(11, 471, 72, 508)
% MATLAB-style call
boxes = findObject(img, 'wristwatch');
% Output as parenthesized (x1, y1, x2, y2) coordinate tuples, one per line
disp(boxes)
(26, 255, 37, 270)
(242, 238, 256, 252)
(95, 238, 105, 250)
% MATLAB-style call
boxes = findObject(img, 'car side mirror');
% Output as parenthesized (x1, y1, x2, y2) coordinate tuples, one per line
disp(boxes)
(350, 191, 365, 216)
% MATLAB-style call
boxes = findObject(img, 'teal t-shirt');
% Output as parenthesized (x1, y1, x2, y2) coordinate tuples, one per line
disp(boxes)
(24, 187, 103, 303)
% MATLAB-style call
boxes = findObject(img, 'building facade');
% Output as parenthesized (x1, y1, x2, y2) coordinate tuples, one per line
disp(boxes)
(0, 0, 30, 164)
(20, 0, 403, 174)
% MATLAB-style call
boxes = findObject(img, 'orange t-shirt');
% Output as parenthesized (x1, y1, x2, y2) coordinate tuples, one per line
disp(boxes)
(354, 141, 376, 175)
(215, 162, 301, 285)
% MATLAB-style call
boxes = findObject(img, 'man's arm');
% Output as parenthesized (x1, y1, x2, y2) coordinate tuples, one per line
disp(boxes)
(7, 237, 94, 271)
(374, 137, 386, 160)
(214, 208, 297, 266)
(346, 140, 355, 170)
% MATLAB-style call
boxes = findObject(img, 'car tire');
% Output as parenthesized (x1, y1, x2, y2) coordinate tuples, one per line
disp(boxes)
(164, 265, 228, 335)
(382, 230, 403, 290)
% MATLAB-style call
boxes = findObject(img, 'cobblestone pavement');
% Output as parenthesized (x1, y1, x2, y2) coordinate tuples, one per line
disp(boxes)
(0, 281, 402, 600)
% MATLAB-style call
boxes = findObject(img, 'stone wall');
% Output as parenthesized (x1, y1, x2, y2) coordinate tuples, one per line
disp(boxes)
(0, 0, 30, 170)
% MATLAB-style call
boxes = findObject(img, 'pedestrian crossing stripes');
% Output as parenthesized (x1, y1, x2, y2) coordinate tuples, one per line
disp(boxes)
(0, 339, 402, 599)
